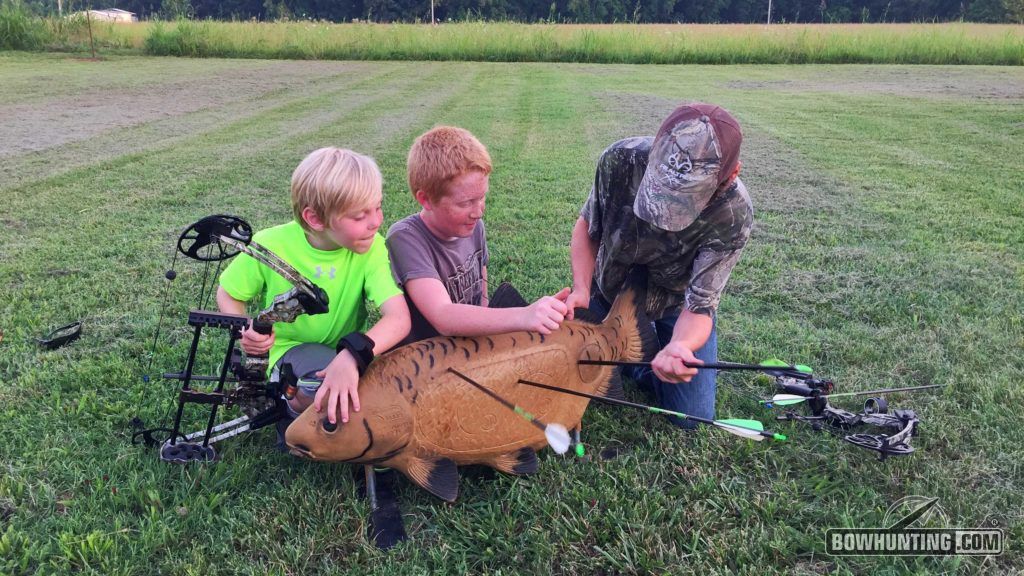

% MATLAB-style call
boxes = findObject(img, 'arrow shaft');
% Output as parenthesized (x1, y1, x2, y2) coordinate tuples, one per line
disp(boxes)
(448, 368, 546, 433)
(518, 379, 744, 432)
(823, 384, 945, 400)
(578, 359, 810, 379)
(580, 359, 772, 372)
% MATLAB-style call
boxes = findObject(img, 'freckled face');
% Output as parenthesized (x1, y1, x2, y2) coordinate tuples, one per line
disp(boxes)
(424, 171, 488, 239)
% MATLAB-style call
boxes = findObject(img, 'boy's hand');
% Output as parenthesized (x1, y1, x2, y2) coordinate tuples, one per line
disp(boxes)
(239, 323, 275, 356)
(564, 287, 590, 321)
(313, 350, 361, 424)
(650, 341, 702, 384)
(520, 288, 570, 334)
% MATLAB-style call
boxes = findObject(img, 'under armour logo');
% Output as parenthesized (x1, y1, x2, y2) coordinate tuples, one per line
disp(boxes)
(313, 266, 337, 280)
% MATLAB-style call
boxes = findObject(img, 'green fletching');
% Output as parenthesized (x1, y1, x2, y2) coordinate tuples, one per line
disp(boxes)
(773, 433, 788, 441)
(760, 358, 789, 367)
(575, 444, 585, 457)
(794, 364, 813, 373)
(718, 418, 764, 431)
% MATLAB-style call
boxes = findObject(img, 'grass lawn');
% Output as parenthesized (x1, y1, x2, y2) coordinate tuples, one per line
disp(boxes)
(1, 52, 1022, 574)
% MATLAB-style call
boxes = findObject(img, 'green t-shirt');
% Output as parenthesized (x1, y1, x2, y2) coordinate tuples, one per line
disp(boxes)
(219, 220, 403, 371)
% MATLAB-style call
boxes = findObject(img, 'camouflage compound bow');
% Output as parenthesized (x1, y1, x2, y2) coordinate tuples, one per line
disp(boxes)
(132, 214, 328, 463)
(580, 359, 944, 460)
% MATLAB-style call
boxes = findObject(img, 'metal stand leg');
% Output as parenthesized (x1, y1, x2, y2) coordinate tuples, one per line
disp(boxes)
(363, 465, 407, 549)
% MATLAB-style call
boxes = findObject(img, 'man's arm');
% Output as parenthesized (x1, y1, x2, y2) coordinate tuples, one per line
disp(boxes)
(649, 310, 713, 384)
(565, 216, 598, 319)
(404, 277, 568, 336)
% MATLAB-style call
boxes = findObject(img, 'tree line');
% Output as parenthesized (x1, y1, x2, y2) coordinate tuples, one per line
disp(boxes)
(25, 0, 1024, 24)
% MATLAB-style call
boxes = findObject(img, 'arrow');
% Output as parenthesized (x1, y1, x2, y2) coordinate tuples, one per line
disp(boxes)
(447, 368, 570, 454)
(516, 379, 786, 442)
(764, 384, 946, 407)
(579, 358, 814, 379)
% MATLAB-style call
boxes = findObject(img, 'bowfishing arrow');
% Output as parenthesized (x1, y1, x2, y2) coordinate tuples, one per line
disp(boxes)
(516, 379, 786, 442)
(448, 368, 571, 454)
(764, 384, 946, 407)
(579, 358, 815, 380)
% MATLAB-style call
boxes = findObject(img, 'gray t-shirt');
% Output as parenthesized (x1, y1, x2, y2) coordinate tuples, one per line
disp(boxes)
(386, 214, 489, 344)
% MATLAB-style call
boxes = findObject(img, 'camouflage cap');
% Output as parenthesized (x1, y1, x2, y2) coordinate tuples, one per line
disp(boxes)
(633, 103, 742, 232)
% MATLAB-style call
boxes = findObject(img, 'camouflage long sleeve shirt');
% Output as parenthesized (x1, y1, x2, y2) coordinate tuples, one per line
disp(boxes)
(580, 137, 753, 320)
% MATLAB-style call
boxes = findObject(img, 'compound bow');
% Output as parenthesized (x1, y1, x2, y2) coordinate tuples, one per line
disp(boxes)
(757, 366, 943, 460)
(133, 214, 328, 463)
(585, 359, 942, 460)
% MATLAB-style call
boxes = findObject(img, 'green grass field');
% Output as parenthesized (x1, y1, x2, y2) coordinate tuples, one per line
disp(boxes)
(1, 52, 1022, 574)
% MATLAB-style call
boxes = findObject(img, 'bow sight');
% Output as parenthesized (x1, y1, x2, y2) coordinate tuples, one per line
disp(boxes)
(133, 215, 329, 463)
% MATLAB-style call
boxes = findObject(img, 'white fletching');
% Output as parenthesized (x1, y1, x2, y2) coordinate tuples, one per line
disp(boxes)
(545, 424, 571, 454)
(715, 422, 766, 441)
(768, 394, 808, 406)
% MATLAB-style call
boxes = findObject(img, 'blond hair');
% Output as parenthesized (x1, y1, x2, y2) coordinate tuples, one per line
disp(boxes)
(407, 126, 492, 203)
(291, 148, 382, 231)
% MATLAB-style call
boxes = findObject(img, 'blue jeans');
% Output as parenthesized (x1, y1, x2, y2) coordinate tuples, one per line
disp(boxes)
(589, 295, 717, 430)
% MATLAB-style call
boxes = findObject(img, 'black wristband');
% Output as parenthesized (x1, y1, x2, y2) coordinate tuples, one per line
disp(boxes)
(336, 332, 376, 375)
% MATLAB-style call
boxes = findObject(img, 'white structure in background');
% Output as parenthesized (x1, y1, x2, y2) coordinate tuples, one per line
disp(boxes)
(81, 8, 138, 22)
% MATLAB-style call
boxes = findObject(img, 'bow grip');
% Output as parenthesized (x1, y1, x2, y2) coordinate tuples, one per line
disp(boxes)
(252, 319, 273, 335)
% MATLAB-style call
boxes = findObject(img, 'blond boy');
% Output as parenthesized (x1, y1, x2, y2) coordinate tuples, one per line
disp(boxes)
(217, 148, 410, 427)
(386, 126, 568, 343)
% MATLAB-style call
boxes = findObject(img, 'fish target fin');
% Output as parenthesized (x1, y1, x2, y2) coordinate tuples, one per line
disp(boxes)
(594, 368, 627, 401)
(489, 282, 529, 309)
(605, 269, 659, 362)
(490, 447, 539, 475)
(404, 456, 459, 502)
(572, 307, 603, 325)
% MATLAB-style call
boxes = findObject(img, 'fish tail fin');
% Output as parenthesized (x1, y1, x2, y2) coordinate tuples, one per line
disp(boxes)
(603, 269, 659, 363)
(594, 369, 627, 401)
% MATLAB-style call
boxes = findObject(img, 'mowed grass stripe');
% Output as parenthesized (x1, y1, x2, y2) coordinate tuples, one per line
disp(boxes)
(0, 60, 384, 187)
(2, 61, 441, 262)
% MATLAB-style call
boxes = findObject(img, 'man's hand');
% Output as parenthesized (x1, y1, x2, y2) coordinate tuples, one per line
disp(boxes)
(519, 288, 570, 334)
(313, 350, 361, 424)
(564, 287, 590, 321)
(651, 341, 703, 384)
(239, 323, 275, 356)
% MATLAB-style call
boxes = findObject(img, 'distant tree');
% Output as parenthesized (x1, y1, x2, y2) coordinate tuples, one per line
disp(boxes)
(160, 0, 193, 18)
(966, 0, 1020, 20)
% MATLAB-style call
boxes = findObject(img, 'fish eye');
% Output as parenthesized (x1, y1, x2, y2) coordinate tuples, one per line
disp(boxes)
(322, 418, 339, 433)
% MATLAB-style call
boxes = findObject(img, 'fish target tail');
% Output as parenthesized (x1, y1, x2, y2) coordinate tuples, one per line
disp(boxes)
(603, 269, 659, 363)
(489, 282, 529, 309)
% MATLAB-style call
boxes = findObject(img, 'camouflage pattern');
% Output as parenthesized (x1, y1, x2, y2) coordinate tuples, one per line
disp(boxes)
(580, 137, 753, 320)
(633, 115, 722, 232)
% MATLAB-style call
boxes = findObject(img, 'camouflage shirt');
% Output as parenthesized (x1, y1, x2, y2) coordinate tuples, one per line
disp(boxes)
(580, 137, 753, 320)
